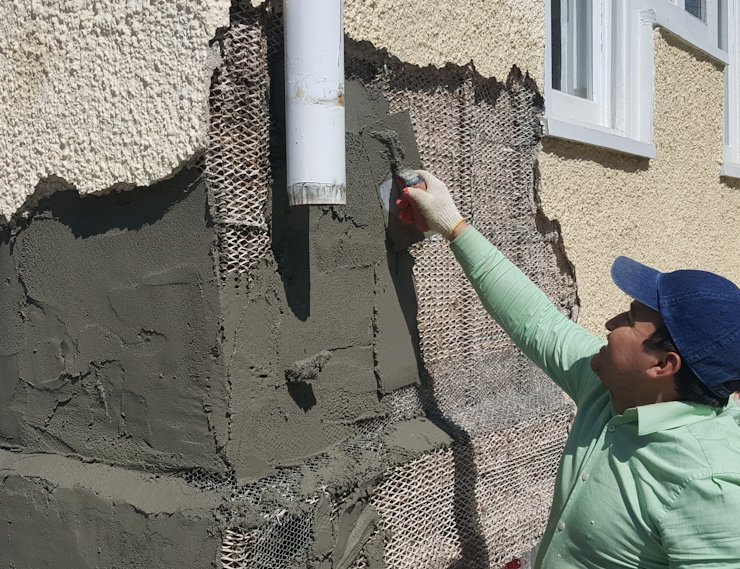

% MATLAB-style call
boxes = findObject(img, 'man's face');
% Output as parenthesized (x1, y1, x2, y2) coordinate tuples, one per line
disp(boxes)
(591, 301, 665, 410)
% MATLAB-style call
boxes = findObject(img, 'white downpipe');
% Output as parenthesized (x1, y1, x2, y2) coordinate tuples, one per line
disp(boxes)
(284, 0, 346, 206)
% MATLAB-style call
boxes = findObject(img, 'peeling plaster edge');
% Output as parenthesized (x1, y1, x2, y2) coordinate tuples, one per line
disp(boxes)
(0, 34, 224, 226)
(0, 149, 209, 228)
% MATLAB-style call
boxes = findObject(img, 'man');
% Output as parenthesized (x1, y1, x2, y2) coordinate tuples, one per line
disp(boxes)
(399, 171, 740, 568)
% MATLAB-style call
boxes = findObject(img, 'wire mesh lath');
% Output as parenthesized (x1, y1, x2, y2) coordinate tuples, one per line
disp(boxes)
(206, 3, 272, 281)
(208, 3, 577, 568)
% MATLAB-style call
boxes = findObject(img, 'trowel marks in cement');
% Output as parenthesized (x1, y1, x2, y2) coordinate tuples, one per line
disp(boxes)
(0, 450, 221, 568)
(370, 128, 406, 175)
(0, 167, 228, 473)
(361, 111, 425, 251)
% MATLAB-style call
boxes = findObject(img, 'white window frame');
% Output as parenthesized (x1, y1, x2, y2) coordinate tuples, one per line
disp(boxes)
(722, 0, 740, 178)
(547, 1, 606, 127)
(544, 0, 735, 175)
(544, 0, 657, 158)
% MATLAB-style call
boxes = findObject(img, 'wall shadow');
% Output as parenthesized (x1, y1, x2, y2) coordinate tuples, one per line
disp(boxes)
(386, 243, 492, 569)
(541, 138, 650, 174)
(20, 168, 202, 239)
(268, 14, 310, 321)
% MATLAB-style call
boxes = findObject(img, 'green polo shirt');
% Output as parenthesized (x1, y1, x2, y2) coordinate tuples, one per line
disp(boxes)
(451, 227, 740, 568)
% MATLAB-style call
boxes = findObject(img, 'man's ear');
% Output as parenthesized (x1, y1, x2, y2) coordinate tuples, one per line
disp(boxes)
(647, 351, 682, 380)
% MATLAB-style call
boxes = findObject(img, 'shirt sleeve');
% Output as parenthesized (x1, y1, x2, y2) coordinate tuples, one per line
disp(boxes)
(659, 475, 740, 567)
(450, 226, 605, 404)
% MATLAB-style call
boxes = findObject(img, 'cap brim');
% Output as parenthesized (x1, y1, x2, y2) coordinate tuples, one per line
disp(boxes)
(611, 256, 660, 311)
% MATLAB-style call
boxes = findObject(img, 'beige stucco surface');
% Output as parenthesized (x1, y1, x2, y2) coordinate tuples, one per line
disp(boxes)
(0, 0, 230, 221)
(344, 0, 545, 87)
(539, 29, 740, 334)
(343, 2, 739, 332)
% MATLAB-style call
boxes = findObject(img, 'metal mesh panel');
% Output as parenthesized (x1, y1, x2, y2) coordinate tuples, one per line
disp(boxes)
(373, 411, 568, 569)
(208, 3, 577, 567)
(349, 556, 370, 569)
(213, 397, 416, 569)
(367, 62, 575, 568)
(222, 528, 255, 569)
(206, 3, 272, 280)
(221, 518, 313, 569)
(216, 466, 320, 569)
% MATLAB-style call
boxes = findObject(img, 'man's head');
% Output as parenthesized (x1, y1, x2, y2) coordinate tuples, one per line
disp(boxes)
(591, 257, 740, 412)
(591, 300, 681, 411)
(642, 324, 735, 407)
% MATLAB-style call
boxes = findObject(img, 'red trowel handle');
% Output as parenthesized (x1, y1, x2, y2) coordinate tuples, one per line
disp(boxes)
(394, 171, 429, 232)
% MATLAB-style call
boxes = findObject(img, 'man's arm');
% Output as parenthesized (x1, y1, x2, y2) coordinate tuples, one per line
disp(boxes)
(404, 172, 604, 404)
(450, 225, 603, 402)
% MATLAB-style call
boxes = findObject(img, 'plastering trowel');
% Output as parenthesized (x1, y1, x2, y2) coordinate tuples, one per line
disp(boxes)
(360, 111, 429, 251)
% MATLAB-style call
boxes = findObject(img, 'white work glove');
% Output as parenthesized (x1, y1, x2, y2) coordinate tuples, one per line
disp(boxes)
(402, 170, 465, 239)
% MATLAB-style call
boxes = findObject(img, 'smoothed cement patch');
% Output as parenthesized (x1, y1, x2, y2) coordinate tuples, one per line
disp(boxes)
(0, 449, 221, 568)
(223, 78, 427, 480)
(0, 167, 228, 473)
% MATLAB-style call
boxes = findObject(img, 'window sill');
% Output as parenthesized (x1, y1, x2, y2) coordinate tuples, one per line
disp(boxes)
(542, 118, 657, 159)
(720, 162, 740, 180)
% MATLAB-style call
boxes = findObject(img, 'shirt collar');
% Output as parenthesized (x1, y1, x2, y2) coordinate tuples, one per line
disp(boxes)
(612, 401, 717, 435)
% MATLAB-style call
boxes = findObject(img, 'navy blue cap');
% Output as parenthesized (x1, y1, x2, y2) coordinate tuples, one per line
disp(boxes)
(611, 256, 740, 398)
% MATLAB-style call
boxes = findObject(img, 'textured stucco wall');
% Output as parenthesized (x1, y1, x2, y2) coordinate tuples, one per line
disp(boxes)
(344, 0, 545, 87)
(248, 0, 546, 83)
(539, 29, 740, 333)
(0, 0, 230, 221)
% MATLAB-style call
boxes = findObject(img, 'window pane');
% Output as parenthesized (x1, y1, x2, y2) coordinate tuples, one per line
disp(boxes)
(685, 0, 705, 22)
(718, 0, 728, 51)
(551, 0, 593, 100)
(551, 0, 562, 91)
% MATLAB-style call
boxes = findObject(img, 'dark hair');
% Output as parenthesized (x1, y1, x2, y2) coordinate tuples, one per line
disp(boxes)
(643, 326, 739, 408)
